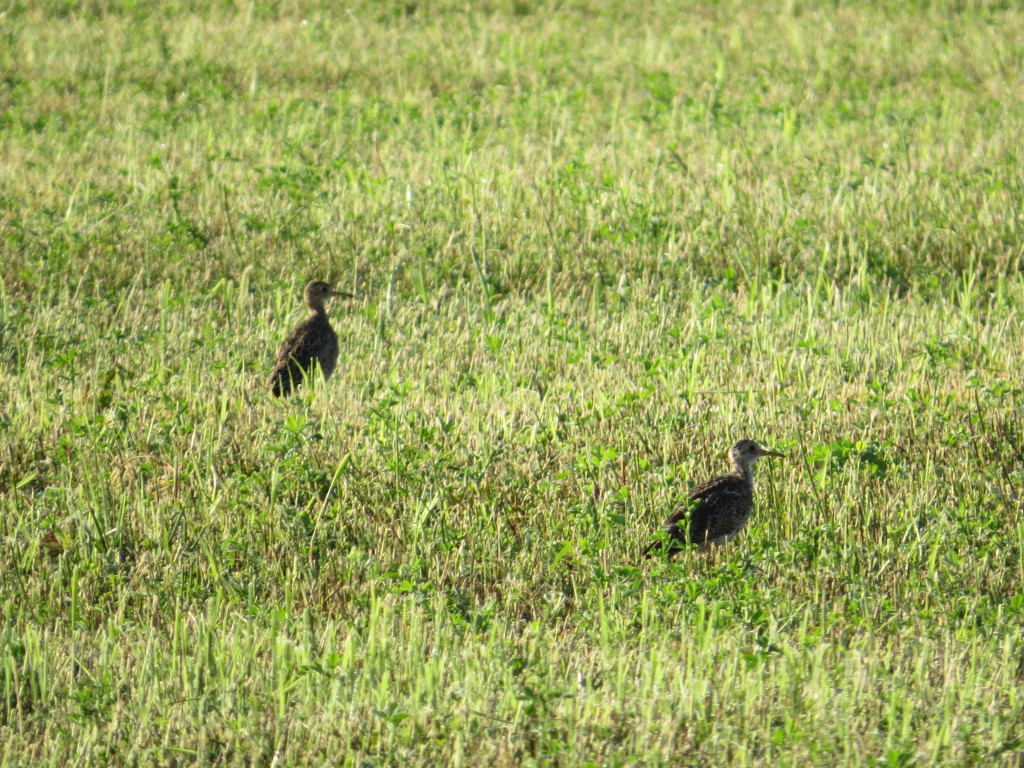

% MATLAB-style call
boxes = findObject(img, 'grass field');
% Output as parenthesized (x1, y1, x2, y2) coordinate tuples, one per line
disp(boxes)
(2, 1, 1024, 765)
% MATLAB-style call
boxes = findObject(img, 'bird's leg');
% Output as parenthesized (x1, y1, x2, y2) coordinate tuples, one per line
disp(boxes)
(704, 534, 718, 566)
(700, 531, 712, 557)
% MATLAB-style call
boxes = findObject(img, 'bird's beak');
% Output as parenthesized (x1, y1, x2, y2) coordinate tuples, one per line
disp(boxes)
(331, 290, 359, 299)
(761, 449, 787, 459)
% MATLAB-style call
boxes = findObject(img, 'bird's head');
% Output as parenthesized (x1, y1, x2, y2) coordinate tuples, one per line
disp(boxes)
(304, 280, 356, 309)
(728, 439, 786, 469)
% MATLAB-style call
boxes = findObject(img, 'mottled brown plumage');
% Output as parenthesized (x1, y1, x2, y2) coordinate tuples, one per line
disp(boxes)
(269, 281, 353, 397)
(645, 439, 784, 557)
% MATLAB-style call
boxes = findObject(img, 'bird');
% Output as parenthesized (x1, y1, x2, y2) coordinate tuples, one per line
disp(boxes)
(644, 439, 785, 557)
(268, 280, 354, 397)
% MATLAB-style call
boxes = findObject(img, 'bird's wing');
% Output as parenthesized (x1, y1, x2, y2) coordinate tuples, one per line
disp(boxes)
(658, 472, 732, 527)
(269, 318, 335, 395)
(687, 476, 749, 544)
(649, 473, 748, 553)
(274, 318, 322, 367)
(687, 473, 735, 501)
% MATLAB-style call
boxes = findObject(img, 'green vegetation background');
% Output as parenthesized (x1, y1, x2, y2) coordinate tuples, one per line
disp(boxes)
(1, 1, 1023, 765)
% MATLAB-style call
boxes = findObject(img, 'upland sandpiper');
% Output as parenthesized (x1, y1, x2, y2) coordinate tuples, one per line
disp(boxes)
(269, 280, 354, 397)
(644, 439, 784, 556)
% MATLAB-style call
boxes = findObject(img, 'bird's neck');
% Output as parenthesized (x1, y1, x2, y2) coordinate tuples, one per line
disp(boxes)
(306, 300, 327, 316)
(731, 462, 754, 484)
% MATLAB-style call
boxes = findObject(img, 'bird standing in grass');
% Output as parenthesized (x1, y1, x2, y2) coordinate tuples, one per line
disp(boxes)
(645, 439, 785, 557)
(269, 280, 354, 397)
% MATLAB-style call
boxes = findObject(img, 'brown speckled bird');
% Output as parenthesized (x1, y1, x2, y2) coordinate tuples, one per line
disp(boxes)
(645, 439, 784, 557)
(269, 281, 354, 397)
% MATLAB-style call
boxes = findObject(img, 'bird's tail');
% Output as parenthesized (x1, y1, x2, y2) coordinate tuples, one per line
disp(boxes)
(643, 531, 684, 560)
(642, 539, 662, 559)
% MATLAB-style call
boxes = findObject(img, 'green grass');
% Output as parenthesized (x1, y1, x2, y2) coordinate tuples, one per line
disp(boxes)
(2, 1, 1024, 765)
